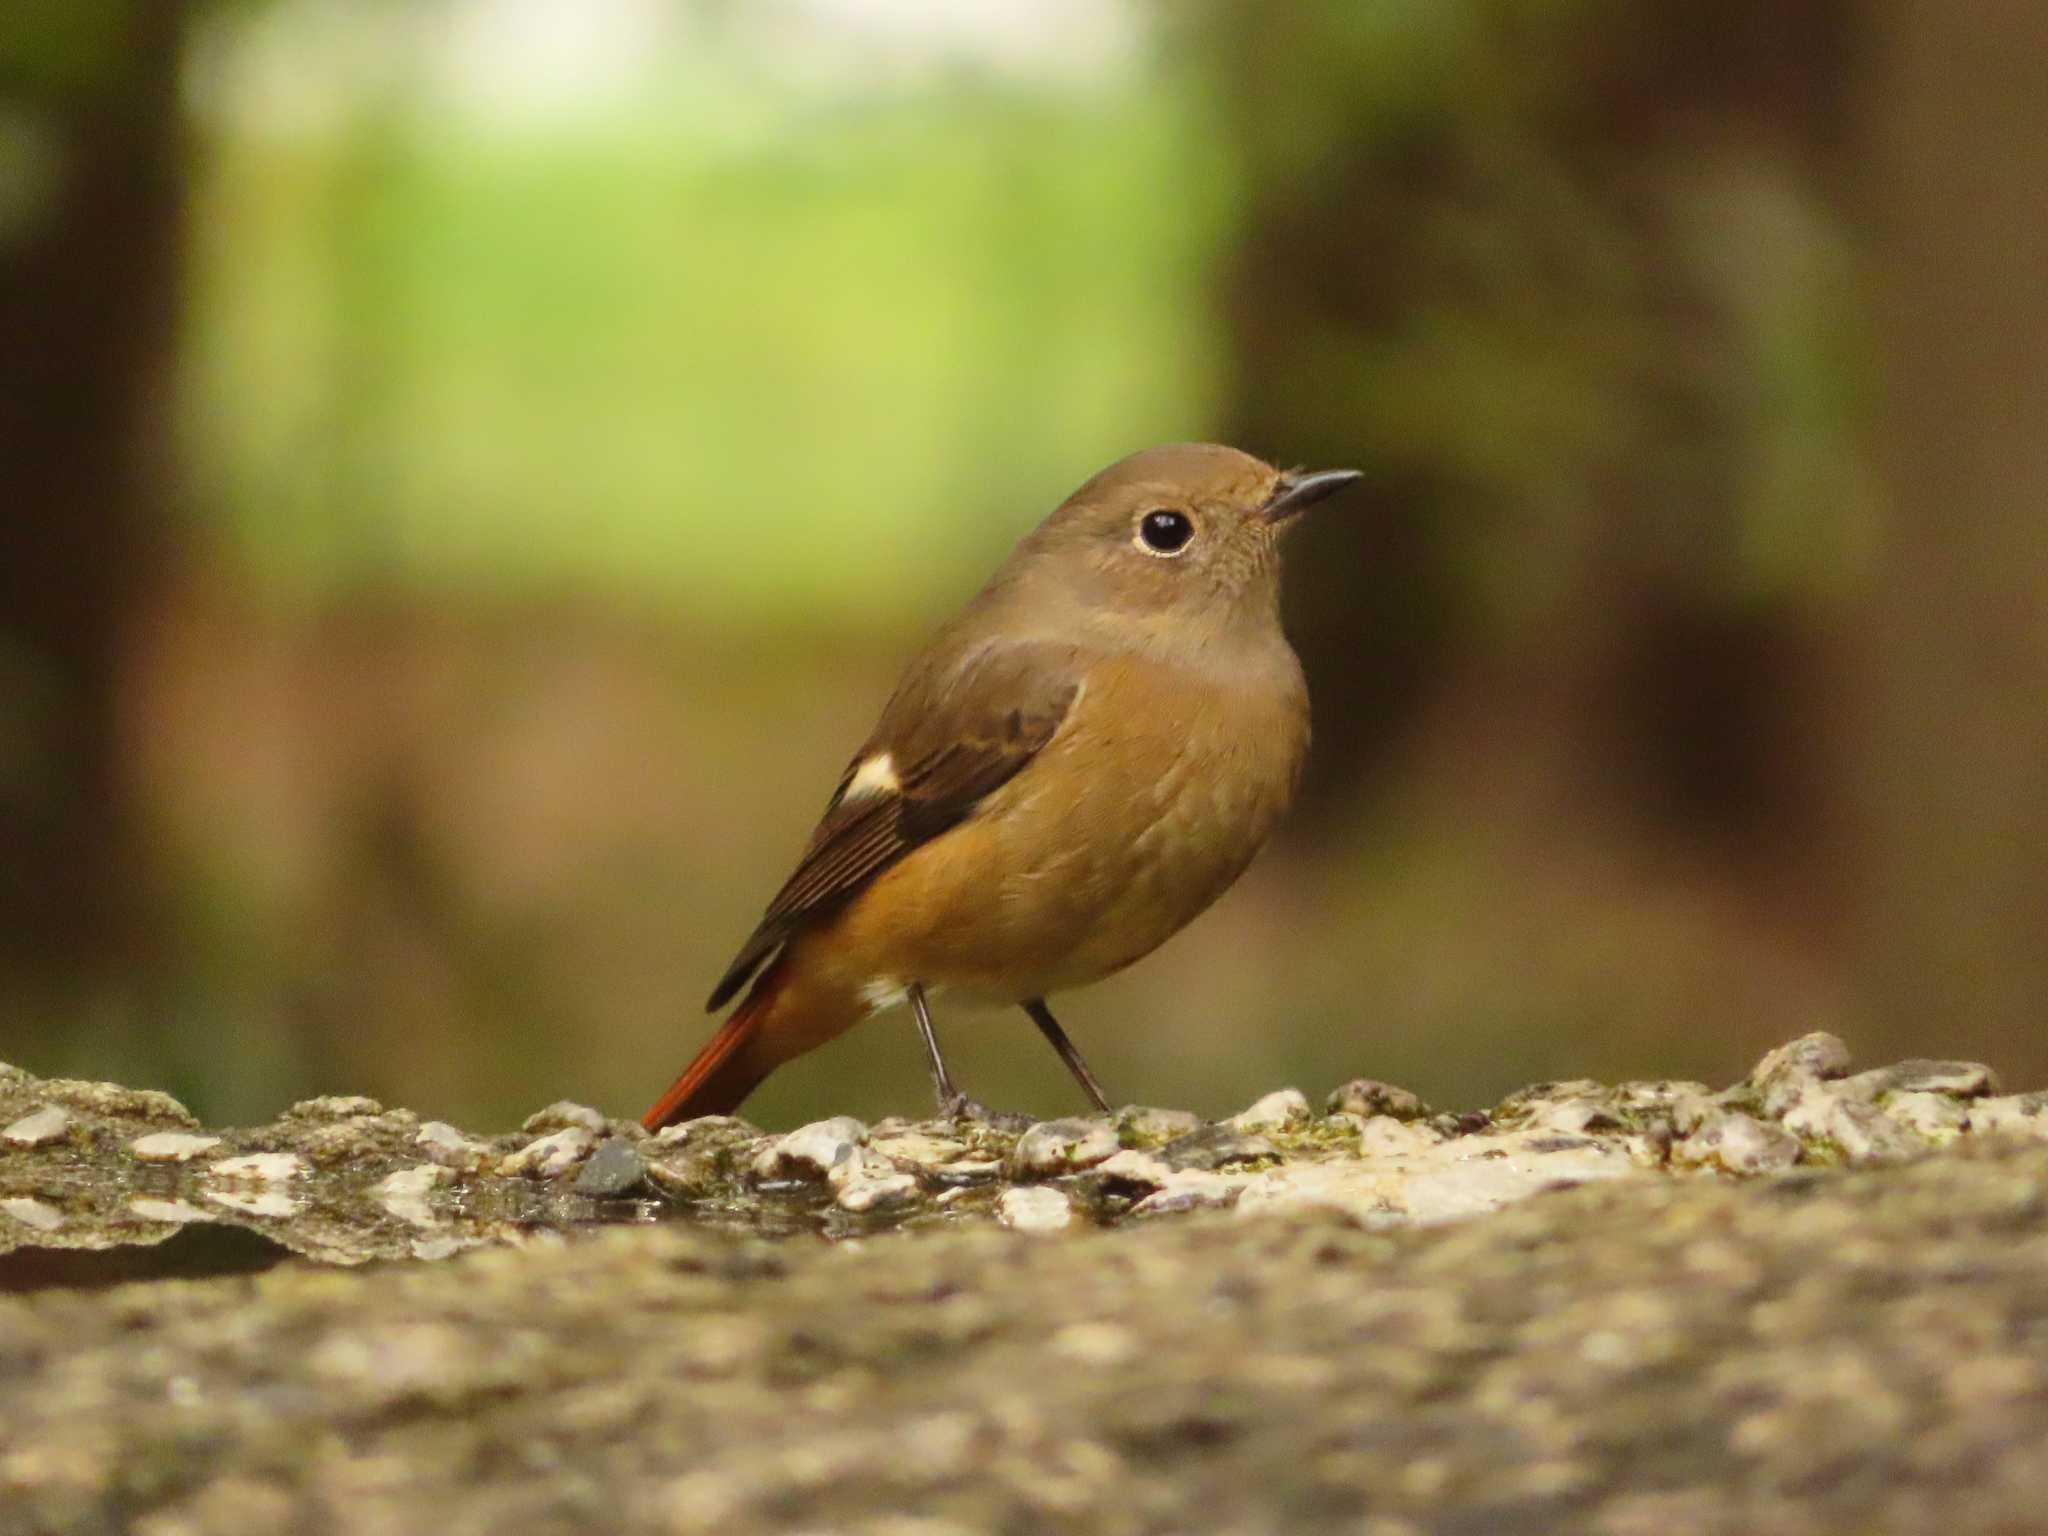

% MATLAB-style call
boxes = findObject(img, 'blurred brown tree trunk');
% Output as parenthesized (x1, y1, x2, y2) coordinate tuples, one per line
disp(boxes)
(1853, 2, 2048, 1055)
(0, 3, 186, 1035)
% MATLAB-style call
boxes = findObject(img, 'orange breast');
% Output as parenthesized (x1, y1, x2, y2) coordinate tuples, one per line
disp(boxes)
(813, 651, 1308, 1005)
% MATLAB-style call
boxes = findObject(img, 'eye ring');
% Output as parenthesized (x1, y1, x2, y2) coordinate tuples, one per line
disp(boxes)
(1134, 508, 1195, 557)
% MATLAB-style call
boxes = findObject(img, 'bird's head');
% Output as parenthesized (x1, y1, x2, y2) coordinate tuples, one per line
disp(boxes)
(1002, 443, 1361, 645)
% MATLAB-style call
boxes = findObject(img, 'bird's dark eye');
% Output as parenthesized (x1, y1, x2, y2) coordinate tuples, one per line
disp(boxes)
(1135, 509, 1195, 557)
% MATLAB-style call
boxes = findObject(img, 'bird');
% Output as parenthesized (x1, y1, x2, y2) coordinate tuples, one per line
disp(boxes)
(641, 442, 1361, 1130)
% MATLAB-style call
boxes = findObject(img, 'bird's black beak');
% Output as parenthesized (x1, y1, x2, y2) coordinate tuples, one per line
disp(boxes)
(1263, 467, 1363, 525)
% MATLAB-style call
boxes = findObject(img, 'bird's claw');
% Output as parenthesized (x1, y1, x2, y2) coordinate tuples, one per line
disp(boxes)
(939, 1094, 1035, 1133)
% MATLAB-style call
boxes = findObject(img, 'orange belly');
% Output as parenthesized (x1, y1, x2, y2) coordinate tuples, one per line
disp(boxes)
(797, 651, 1307, 1016)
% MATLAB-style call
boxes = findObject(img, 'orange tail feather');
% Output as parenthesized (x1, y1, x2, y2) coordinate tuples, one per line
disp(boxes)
(641, 959, 789, 1131)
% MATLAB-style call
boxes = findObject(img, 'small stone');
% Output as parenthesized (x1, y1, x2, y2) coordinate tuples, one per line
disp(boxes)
(1670, 1110, 1803, 1176)
(1891, 1059, 2000, 1097)
(1493, 1080, 1607, 1121)
(296, 1115, 415, 1167)
(1782, 1089, 1927, 1166)
(499, 1126, 598, 1179)
(522, 1100, 607, 1135)
(210, 1152, 305, 1183)
(43, 1079, 197, 1125)
(130, 1131, 223, 1163)
(1750, 1032, 1854, 1116)
(1612, 1079, 1710, 1114)
(1010, 1117, 1119, 1178)
(1327, 1079, 1431, 1120)
(1, 1196, 64, 1232)
(283, 1094, 385, 1121)
(130, 1198, 212, 1224)
(868, 1131, 969, 1168)
(653, 1114, 759, 1146)
(832, 1161, 919, 1214)
(1230, 1088, 1311, 1132)
(377, 1164, 452, 1228)
(1093, 1148, 1173, 1190)
(933, 1156, 1003, 1181)
(573, 1136, 650, 1197)
(415, 1121, 494, 1171)
(1158, 1125, 1278, 1172)
(1134, 1170, 1241, 1216)
(1522, 1097, 1624, 1138)
(1969, 1093, 2048, 1137)
(1883, 1091, 1969, 1142)
(754, 1117, 866, 1181)
(1114, 1106, 1202, 1147)
(2, 1105, 71, 1146)
(998, 1186, 1074, 1232)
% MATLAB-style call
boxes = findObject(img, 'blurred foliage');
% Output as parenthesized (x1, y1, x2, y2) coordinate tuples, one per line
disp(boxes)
(4, 0, 2044, 1129)
(182, 39, 1235, 624)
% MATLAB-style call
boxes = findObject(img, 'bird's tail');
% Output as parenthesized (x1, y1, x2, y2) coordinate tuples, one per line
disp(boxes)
(640, 957, 790, 1131)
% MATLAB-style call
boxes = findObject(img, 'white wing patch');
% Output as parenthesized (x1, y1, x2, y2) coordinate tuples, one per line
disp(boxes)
(860, 977, 909, 1014)
(843, 752, 901, 801)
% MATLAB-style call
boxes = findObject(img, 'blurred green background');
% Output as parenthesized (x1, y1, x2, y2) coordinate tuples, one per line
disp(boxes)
(4, 0, 2045, 1130)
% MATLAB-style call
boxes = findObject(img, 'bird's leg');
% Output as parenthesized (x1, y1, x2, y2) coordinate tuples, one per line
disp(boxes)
(909, 984, 1032, 1127)
(909, 983, 962, 1114)
(1022, 998, 1113, 1114)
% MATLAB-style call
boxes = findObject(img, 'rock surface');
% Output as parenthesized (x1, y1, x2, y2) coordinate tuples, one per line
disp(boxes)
(2, 1037, 2047, 1533)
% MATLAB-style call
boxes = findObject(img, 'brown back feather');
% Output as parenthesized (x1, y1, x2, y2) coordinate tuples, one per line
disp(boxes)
(703, 641, 1081, 1011)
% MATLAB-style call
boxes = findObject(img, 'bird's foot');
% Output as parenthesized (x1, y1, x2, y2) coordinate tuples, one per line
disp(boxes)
(938, 1094, 1036, 1133)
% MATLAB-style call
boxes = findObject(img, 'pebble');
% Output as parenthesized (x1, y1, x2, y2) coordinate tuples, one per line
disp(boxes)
(1782, 1090, 1928, 1167)
(1353, 1115, 1441, 1157)
(522, 1101, 608, 1135)
(997, 1186, 1074, 1232)
(1229, 1088, 1311, 1132)
(1010, 1118, 1119, 1178)
(284, 1094, 385, 1121)
(1891, 1059, 2000, 1097)
(754, 1117, 866, 1181)
(573, 1137, 650, 1197)
(1115, 1106, 1201, 1146)
(1093, 1149, 1173, 1190)
(1, 1195, 64, 1232)
(1671, 1110, 1803, 1176)
(377, 1165, 452, 1228)
(1969, 1094, 2048, 1137)
(297, 1115, 416, 1166)
(1883, 1091, 1969, 1142)
(1, 1105, 70, 1147)
(416, 1121, 495, 1171)
(1751, 1032, 1854, 1116)
(130, 1132, 223, 1163)
(652, 1114, 758, 1147)
(500, 1127, 598, 1179)
(1157, 1125, 1278, 1172)
(42, 1080, 196, 1125)
(831, 1153, 920, 1213)
(868, 1131, 968, 1168)
(1328, 1079, 1431, 1120)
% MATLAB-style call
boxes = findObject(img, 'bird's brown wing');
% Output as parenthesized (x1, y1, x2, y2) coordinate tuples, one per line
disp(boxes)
(704, 641, 1082, 1011)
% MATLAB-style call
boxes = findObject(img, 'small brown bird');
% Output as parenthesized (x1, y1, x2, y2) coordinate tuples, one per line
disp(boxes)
(642, 443, 1360, 1129)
